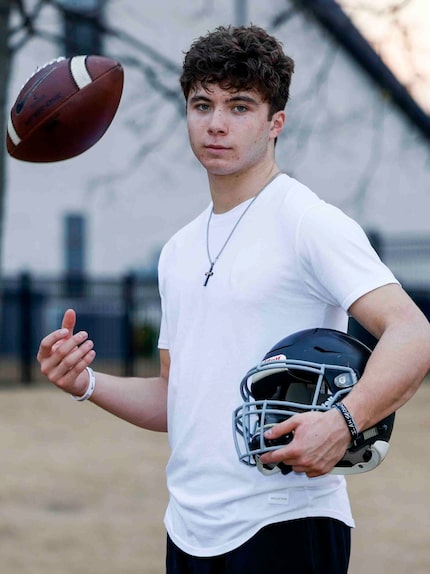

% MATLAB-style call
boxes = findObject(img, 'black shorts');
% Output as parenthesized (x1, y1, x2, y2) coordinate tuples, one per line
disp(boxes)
(166, 517, 351, 574)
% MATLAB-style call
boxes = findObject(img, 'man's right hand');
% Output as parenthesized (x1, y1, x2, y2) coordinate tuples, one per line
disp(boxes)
(37, 308, 96, 396)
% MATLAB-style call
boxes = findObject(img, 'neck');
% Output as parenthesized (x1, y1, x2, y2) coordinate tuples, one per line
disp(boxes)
(208, 163, 281, 214)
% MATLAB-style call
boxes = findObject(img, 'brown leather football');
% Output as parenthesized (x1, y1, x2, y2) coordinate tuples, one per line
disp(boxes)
(6, 55, 124, 162)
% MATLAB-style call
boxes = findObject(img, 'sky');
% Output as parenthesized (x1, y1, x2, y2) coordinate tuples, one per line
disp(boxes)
(338, 0, 430, 113)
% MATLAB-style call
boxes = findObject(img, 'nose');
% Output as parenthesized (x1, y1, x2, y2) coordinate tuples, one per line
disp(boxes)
(207, 108, 228, 135)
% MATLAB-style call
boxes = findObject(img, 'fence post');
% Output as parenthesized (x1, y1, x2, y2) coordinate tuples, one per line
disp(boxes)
(19, 271, 33, 384)
(122, 273, 136, 377)
(367, 230, 383, 258)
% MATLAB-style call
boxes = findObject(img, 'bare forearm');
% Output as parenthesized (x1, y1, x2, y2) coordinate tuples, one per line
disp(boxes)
(37, 310, 169, 432)
(88, 372, 168, 432)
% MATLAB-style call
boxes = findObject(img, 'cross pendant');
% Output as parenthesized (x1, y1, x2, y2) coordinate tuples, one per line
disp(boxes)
(204, 262, 215, 286)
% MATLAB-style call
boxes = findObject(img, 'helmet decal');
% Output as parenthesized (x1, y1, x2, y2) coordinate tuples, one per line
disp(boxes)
(262, 354, 287, 364)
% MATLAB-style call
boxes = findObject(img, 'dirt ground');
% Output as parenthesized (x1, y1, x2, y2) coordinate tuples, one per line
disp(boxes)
(0, 381, 429, 574)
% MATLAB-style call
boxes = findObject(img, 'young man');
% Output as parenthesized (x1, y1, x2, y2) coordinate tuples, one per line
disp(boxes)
(38, 25, 430, 573)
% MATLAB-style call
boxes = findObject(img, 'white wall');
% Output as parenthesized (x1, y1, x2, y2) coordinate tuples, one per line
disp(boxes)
(3, 0, 430, 276)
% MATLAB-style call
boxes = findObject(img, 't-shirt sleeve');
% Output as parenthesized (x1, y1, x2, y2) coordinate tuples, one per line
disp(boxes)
(296, 202, 399, 311)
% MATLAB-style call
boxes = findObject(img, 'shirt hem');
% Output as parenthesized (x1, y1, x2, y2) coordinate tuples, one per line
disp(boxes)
(164, 510, 355, 558)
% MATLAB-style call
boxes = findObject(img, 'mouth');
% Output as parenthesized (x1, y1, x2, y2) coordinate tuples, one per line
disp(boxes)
(205, 144, 230, 151)
(204, 143, 230, 150)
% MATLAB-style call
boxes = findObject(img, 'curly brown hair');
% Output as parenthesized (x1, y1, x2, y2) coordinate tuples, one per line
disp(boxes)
(180, 25, 295, 117)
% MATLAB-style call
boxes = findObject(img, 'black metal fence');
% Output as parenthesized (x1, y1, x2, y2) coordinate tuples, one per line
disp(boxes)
(0, 272, 162, 385)
(1, 234, 430, 385)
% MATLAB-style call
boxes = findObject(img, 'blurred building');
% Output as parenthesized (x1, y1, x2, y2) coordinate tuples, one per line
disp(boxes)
(3, 0, 430, 286)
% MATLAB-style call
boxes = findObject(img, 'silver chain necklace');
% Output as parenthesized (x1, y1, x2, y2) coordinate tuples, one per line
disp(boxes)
(203, 172, 282, 286)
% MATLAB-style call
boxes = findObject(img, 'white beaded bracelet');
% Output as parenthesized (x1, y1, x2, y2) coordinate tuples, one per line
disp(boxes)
(71, 367, 96, 402)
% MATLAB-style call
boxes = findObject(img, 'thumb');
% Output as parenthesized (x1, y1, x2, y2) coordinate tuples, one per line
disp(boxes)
(51, 309, 77, 353)
(61, 308, 76, 336)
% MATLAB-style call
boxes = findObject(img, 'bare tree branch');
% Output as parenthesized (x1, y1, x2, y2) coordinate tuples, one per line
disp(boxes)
(8, 0, 47, 49)
(270, 7, 297, 30)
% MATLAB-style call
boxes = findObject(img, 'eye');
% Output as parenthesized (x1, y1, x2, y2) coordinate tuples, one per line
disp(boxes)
(195, 102, 210, 112)
(233, 104, 248, 113)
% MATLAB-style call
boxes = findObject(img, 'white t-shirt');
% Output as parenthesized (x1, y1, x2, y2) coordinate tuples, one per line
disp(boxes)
(157, 174, 398, 557)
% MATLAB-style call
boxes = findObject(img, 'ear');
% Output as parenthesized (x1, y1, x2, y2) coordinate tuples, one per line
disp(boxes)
(269, 110, 286, 140)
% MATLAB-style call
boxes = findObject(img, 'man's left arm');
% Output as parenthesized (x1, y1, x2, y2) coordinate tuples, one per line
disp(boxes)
(259, 283, 430, 477)
(342, 283, 430, 430)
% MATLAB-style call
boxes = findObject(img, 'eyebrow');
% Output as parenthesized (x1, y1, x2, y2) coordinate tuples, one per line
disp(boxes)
(189, 93, 261, 105)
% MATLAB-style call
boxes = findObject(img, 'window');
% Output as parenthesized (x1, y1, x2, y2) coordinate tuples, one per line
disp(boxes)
(58, 0, 104, 57)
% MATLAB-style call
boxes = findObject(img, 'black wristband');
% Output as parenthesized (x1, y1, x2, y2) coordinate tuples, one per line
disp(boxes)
(333, 401, 359, 440)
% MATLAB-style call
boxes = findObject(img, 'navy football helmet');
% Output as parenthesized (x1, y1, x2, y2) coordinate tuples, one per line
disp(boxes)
(233, 328, 395, 475)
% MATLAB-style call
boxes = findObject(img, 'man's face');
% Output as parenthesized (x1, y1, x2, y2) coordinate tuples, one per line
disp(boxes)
(186, 83, 284, 177)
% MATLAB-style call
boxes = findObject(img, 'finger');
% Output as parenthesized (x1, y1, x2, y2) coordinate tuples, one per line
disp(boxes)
(50, 331, 91, 365)
(259, 441, 297, 466)
(42, 335, 93, 380)
(49, 339, 95, 386)
(264, 416, 297, 439)
(37, 328, 70, 360)
(294, 463, 331, 478)
(48, 348, 96, 395)
(61, 308, 76, 335)
(38, 330, 89, 372)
